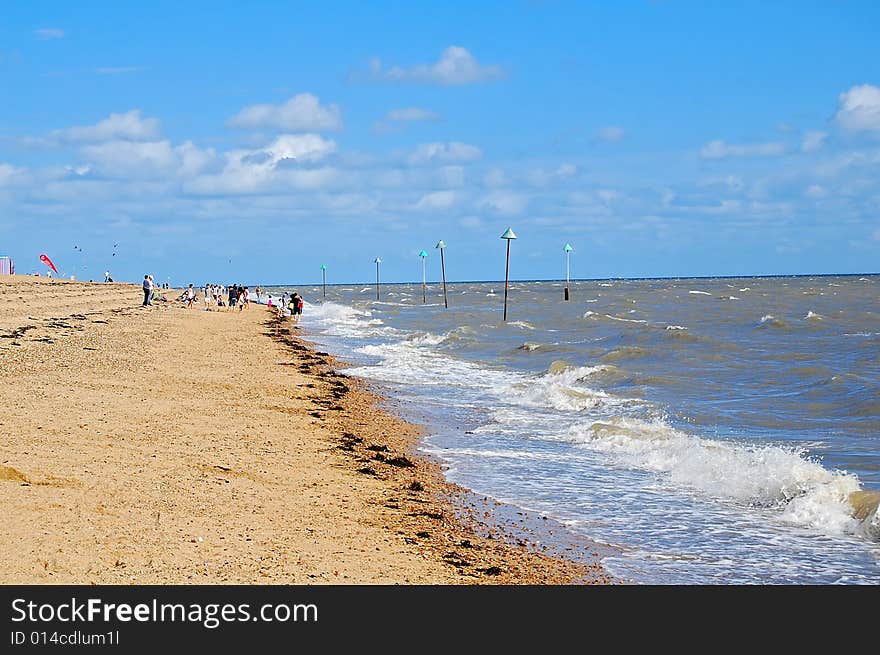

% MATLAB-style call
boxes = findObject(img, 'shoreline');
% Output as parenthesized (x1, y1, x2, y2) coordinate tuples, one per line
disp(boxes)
(269, 317, 614, 584)
(0, 275, 611, 585)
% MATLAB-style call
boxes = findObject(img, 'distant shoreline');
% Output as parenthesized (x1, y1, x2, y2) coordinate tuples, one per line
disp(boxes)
(256, 271, 879, 289)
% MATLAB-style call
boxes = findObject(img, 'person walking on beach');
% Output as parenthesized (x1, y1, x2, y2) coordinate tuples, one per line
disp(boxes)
(185, 283, 196, 308)
(142, 275, 153, 306)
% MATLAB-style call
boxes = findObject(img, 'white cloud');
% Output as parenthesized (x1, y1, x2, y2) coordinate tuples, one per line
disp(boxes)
(801, 131, 828, 152)
(228, 93, 343, 132)
(0, 163, 26, 186)
(526, 163, 578, 187)
(480, 191, 528, 216)
(34, 28, 64, 40)
(804, 184, 829, 199)
(483, 168, 509, 187)
(407, 142, 482, 165)
(835, 84, 880, 133)
(186, 134, 337, 194)
(80, 140, 216, 179)
(368, 46, 503, 85)
(596, 189, 620, 203)
(415, 190, 459, 211)
(699, 139, 786, 159)
(386, 107, 440, 122)
(459, 215, 483, 229)
(35, 110, 161, 146)
(260, 133, 337, 163)
(596, 126, 625, 142)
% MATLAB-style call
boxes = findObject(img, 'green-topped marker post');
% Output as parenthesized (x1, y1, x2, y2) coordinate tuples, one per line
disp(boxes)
(321, 264, 327, 298)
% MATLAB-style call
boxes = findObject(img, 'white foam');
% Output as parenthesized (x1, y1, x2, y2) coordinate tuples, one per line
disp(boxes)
(665, 325, 688, 331)
(405, 332, 448, 346)
(564, 416, 863, 537)
(605, 314, 647, 324)
(805, 310, 823, 320)
(689, 290, 712, 296)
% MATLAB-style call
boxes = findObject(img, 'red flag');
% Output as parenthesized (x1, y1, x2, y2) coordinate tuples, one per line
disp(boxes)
(39, 253, 58, 274)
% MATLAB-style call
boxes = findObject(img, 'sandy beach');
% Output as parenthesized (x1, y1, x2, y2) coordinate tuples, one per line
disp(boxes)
(0, 276, 610, 585)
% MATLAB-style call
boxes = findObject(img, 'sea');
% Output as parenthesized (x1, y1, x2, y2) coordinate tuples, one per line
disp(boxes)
(262, 275, 880, 584)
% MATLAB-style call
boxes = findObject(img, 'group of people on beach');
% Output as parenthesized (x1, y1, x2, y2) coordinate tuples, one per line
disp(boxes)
(264, 290, 304, 323)
(199, 283, 250, 311)
(142, 275, 173, 305)
(142, 277, 303, 322)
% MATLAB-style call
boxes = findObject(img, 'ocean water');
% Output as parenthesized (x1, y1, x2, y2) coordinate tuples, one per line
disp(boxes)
(264, 275, 880, 584)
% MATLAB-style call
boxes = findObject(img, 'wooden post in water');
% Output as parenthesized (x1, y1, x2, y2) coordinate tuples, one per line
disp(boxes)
(563, 243, 572, 301)
(436, 240, 448, 308)
(500, 228, 517, 321)
(374, 258, 381, 300)
(419, 250, 428, 304)
(321, 264, 327, 298)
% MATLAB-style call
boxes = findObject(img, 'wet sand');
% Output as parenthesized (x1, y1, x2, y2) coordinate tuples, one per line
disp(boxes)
(0, 275, 611, 584)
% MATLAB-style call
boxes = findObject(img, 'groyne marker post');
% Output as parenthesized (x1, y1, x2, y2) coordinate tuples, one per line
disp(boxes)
(500, 227, 517, 321)
(321, 264, 327, 297)
(419, 250, 428, 304)
(563, 243, 573, 301)
(374, 257, 381, 300)
(436, 240, 448, 309)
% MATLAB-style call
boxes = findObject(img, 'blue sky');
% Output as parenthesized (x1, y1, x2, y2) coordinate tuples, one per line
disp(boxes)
(1, 1, 879, 284)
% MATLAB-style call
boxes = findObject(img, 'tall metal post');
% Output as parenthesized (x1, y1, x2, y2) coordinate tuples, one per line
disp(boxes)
(500, 228, 517, 321)
(321, 264, 327, 297)
(436, 240, 448, 309)
(419, 250, 428, 303)
(374, 257, 381, 300)
(563, 243, 573, 301)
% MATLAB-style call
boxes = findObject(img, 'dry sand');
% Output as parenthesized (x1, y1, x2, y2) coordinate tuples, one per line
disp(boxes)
(0, 275, 611, 584)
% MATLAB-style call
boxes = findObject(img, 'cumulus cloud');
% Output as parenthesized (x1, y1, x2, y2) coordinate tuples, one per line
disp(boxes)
(367, 46, 503, 85)
(407, 142, 482, 165)
(596, 126, 625, 142)
(699, 139, 786, 159)
(801, 131, 828, 152)
(526, 163, 578, 187)
(0, 163, 26, 186)
(804, 184, 829, 199)
(415, 190, 459, 211)
(186, 134, 337, 195)
(480, 191, 528, 216)
(32, 110, 161, 146)
(228, 93, 343, 132)
(835, 84, 880, 133)
(34, 28, 64, 40)
(80, 140, 216, 179)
